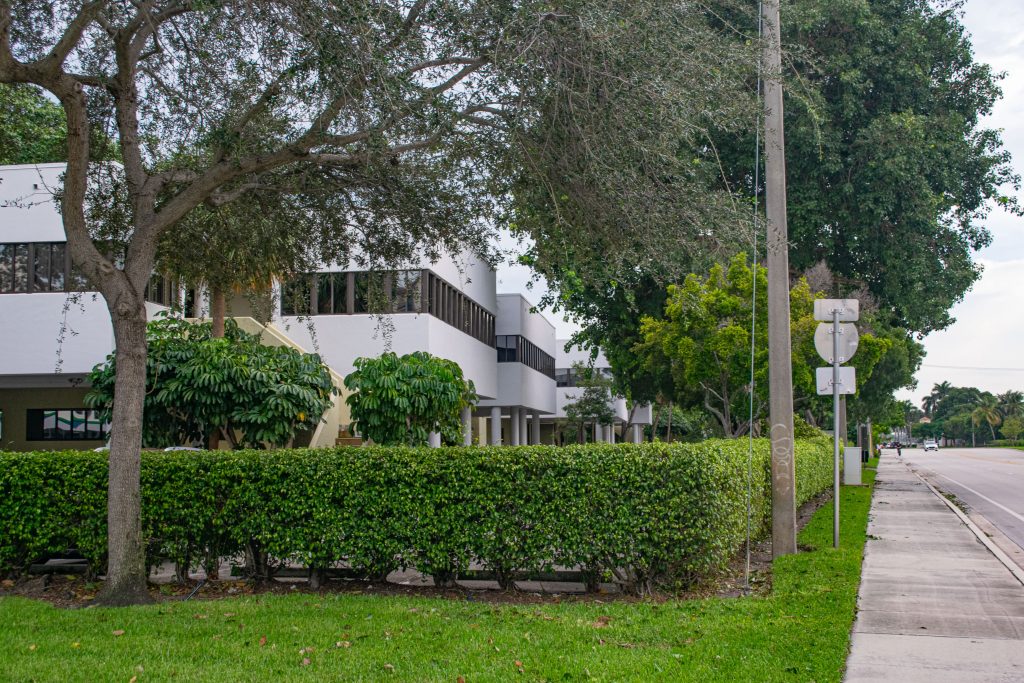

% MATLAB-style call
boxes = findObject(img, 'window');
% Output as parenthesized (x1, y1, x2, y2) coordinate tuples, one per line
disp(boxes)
(496, 335, 555, 379)
(392, 270, 421, 313)
(278, 269, 496, 347)
(0, 242, 73, 293)
(281, 276, 311, 315)
(26, 408, 110, 441)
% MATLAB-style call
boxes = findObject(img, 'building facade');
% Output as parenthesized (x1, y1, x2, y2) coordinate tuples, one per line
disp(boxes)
(0, 163, 649, 450)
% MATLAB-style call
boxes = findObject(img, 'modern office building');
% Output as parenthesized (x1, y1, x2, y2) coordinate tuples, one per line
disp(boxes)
(0, 163, 649, 450)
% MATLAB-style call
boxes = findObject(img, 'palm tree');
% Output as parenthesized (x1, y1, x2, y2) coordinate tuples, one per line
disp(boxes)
(922, 394, 937, 417)
(997, 390, 1023, 419)
(971, 395, 1002, 443)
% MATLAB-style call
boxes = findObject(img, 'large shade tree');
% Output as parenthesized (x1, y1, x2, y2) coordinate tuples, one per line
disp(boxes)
(0, 1, 753, 604)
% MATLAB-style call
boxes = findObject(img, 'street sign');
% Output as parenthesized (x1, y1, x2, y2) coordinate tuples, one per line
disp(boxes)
(814, 298, 859, 322)
(814, 322, 859, 363)
(816, 366, 856, 395)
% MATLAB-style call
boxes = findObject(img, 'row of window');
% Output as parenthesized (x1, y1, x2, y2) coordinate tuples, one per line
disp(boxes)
(25, 408, 110, 441)
(425, 272, 495, 347)
(0, 242, 87, 293)
(280, 270, 497, 348)
(496, 335, 556, 379)
(555, 366, 612, 387)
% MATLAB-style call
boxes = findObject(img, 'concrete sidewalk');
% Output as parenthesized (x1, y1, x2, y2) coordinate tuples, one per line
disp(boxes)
(845, 455, 1024, 682)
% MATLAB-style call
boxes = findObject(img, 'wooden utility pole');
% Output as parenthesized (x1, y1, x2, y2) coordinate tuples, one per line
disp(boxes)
(761, 0, 797, 556)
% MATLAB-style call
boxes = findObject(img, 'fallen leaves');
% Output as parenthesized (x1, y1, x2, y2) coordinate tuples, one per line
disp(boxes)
(258, 635, 267, 647)
(591, 615, 612, 629)
(300, 658, 311, 667)
(335, 641, 351, 648)
(383, 663, 395, 672)
(112, 630, 125, 637)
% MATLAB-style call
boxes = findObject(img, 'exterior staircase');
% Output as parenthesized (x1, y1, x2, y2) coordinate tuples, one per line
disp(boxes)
(336, 426, 363, 447)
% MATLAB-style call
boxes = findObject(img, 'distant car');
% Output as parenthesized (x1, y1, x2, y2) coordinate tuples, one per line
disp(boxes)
(923, 440, 938, 452)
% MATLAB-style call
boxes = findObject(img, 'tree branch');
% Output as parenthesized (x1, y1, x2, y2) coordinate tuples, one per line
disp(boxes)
(39, 1, 109, 74)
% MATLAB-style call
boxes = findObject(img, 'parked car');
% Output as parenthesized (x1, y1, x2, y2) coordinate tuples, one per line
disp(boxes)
(923, 440, 938, 452)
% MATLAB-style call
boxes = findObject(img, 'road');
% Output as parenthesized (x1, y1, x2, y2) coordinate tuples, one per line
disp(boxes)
(900, 446, 1024, 553)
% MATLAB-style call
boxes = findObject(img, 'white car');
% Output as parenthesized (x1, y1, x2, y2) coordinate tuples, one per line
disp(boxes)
(923, 440, 938, 452)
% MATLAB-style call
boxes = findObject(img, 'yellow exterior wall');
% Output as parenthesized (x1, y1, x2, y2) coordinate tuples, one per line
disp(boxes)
(0, 387, 104, 452)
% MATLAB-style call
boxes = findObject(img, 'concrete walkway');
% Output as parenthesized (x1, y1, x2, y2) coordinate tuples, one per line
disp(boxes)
(845, 455, 1024, 682)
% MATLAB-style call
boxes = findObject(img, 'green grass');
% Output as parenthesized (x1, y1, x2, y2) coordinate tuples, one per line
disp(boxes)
(0, 472, 874, 682)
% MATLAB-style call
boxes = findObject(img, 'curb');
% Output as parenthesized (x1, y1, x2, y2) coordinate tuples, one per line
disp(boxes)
(909, 466, 1024, 587)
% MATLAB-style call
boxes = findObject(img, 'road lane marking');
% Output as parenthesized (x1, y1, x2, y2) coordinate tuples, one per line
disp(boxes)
(932, 471, 1024, 525)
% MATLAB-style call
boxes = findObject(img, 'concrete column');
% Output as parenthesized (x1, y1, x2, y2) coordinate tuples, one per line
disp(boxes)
(461, 406, 472, 446)
(604, 424, 614, 443)
(510, 407, 521, 446)
(632, 424, 642, 443)
(490, 407, 502, 446)
(532, 412, 541, 445)
(520, 410, 529, 445)
(428, 431, 441, 448)
(477, 417, 487, 446)
(593, 422, 602, 443)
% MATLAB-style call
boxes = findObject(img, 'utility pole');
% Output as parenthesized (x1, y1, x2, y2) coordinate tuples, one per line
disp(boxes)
(761, 0, 797, 556)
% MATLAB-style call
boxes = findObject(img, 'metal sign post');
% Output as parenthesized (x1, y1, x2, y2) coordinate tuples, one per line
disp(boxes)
(814, 299, 859, 549)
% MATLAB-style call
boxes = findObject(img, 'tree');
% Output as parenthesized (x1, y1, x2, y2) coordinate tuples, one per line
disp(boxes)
(344, 351, 475, 447)
(637, 255, 812, 438)
(997, 390, 1023, 419)
(156, 196, 316, 337)
(639, 254, 893, 437)
(1000, 416, 1024, 442)
(971, 394, 1001, 442)
(716, 0, 1020, 334)
(85, 315, 335, 449)
(1, 1, 751, 604)
(560, 362, 616, 444)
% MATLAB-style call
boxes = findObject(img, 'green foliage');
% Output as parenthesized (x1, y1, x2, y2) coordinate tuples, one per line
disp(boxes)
(344, 352, 476, 447)
(84, 315, 335, 448)
(758, 0, 1018, 333)
(0, 439, 833, 590)
(1000, 416, 1024, 442)
(0, 84, 66, 165)
(560, 362, 617, 442)
(0, 470, 876, 682)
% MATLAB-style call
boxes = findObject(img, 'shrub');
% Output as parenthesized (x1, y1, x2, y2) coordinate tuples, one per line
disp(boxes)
(0, 438, 832, 591)
(344, 351, 477, 446)
(85, 315, 335, 449)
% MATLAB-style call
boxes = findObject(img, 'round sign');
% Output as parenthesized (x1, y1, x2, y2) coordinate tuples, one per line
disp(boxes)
(814, 322, 859, 364)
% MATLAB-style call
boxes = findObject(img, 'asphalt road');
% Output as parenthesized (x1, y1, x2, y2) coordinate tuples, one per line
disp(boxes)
(900, 446, 1024, 552)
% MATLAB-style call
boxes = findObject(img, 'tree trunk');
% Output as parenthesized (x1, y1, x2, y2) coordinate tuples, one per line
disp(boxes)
(211, 285, 226, 338)
(95, 312, 154, 606)
(666, 401, 673, 443)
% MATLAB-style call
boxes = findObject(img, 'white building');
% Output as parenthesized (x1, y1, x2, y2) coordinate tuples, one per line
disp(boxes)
(0, 163, 650, 450)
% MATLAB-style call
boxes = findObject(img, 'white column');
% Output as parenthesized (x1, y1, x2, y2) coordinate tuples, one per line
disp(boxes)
(532, 412, 541, 445)
(461, 406, 472, 446)
(604, 424, 614, 443)
(593, 422, 602, 443)
(632, 424, 642, 443)
(510, 407, 521, 446)
(477, 418, 487, 446)
(490, 407, 502, 446)
(520, 410, 529, 445)
(428, 431, 441, 448)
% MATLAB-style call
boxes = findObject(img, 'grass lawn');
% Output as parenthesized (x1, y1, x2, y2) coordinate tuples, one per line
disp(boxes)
(0, 471, 874, 682)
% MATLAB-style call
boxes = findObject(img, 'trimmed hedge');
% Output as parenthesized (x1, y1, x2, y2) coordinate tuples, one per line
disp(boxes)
(0, 438, 832, 591)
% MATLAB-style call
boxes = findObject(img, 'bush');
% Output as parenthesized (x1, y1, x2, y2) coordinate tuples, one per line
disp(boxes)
(0, 438, 832, 592)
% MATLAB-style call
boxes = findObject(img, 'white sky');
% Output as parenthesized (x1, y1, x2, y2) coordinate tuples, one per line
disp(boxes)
(496, 1, 1024, 405)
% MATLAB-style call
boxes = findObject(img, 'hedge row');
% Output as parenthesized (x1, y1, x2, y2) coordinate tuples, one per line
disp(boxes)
(0, 438, 832, 591)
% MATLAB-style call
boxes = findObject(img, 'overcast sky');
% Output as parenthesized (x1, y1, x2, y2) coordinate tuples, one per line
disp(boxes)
(495, 1, 1024, 407)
